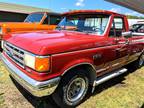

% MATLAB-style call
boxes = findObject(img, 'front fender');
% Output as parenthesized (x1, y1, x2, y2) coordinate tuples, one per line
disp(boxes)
(60, 58, 95, 76)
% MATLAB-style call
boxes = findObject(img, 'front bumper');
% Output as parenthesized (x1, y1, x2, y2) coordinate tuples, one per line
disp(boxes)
(0, 53, 61, 97)
(0, 40, 2, 52)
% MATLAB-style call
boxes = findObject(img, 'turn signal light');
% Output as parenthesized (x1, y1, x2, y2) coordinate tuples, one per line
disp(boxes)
(35, 57, 50, 72)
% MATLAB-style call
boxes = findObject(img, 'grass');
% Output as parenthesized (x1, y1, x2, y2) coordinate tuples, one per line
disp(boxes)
(0, 93, 4, 106)
(0, 61, 144, 108)
(78, 67, 144, 108)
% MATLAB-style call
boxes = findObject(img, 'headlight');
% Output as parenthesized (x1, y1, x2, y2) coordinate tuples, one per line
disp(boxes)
(24, 53, 50, 72)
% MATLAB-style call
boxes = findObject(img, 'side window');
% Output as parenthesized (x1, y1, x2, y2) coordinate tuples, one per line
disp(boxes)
(114, 18, 123, 29)
(50, 15, 61, 25)
(109, 17, 126, 37)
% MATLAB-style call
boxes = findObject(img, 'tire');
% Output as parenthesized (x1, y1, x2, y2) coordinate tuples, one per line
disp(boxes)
(134, 52, 144, 68)
(52, 69, 89, 108)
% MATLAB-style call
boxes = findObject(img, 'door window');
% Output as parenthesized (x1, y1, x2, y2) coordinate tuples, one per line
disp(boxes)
(109, 17, 126, 37)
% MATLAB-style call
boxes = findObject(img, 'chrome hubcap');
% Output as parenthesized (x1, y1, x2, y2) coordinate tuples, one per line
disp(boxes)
(67, 77, 86, 103)
(139, 54, 144, 66)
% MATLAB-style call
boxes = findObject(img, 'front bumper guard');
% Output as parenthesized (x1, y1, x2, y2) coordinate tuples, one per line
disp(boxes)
(0, 53, 60, 97)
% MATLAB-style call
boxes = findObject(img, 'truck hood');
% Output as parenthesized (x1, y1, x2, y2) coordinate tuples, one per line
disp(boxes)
(6, 30, 107, 55)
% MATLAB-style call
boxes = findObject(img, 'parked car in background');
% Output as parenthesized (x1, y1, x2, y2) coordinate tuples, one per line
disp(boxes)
(130, 21, 144, 36)
(1, 10, 144, 108)
(0, 12, 61, 51)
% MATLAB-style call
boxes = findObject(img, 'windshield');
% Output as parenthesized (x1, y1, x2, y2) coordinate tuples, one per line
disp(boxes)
(24, 13, 44, 23)
(57, 14, 110, 35)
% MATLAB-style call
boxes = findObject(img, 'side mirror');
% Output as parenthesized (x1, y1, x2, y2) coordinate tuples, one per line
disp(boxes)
(122, 31, 132, 39)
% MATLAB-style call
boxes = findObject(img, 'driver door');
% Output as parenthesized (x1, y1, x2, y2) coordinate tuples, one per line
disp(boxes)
(107, 16, 130, 71)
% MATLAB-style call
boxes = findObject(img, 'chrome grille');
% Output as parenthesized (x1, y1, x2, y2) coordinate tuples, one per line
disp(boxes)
(4, 42, 25, 68)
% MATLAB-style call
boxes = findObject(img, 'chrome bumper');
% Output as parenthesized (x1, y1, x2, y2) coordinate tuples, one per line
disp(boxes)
(0, 40, 2, 52)
(0, 53, 60, 97)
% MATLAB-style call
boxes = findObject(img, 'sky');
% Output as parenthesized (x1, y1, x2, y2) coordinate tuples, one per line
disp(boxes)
(0, 0, 143, 16)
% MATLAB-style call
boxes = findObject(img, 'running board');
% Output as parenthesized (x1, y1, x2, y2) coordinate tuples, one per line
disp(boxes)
(96, 68, 127, 85)
(92, 68, 127, 93)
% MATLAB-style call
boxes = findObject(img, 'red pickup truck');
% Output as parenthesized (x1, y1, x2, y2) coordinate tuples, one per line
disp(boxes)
(1, 10, 144, 108)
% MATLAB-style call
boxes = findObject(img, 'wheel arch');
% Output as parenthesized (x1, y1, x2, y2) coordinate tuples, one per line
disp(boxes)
(61, 62, 97, 85)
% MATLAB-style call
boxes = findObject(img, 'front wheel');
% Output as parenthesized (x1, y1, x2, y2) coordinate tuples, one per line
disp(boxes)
(52, 69, 89, 108)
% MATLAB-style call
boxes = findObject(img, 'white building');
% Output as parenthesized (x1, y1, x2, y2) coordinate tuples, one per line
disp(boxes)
(128, 19, 144, 26)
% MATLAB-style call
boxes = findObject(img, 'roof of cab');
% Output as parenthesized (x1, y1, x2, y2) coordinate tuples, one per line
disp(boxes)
(62, 10, 125, 16)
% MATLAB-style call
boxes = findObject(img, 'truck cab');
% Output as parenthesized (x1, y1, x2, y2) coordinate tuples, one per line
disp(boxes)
(1, 10, 144, 108)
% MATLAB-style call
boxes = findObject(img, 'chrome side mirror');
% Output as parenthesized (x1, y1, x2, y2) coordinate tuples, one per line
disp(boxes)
(122, 31, 132, 38)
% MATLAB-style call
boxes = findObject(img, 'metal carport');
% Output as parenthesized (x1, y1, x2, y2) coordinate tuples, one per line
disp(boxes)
(105, 0, 144, 14)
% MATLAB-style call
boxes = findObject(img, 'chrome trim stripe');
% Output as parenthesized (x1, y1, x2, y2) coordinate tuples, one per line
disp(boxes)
(111, 62, 120, 67)
(132, 33, 144, 36)
(62, 62, 96, 76)
(96, 67, 109, 73)
(52, 44, 119, 56)
(132, 39, 144, 43)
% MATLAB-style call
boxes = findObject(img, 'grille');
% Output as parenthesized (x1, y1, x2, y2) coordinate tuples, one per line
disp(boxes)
(4, 42, 25, 68)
